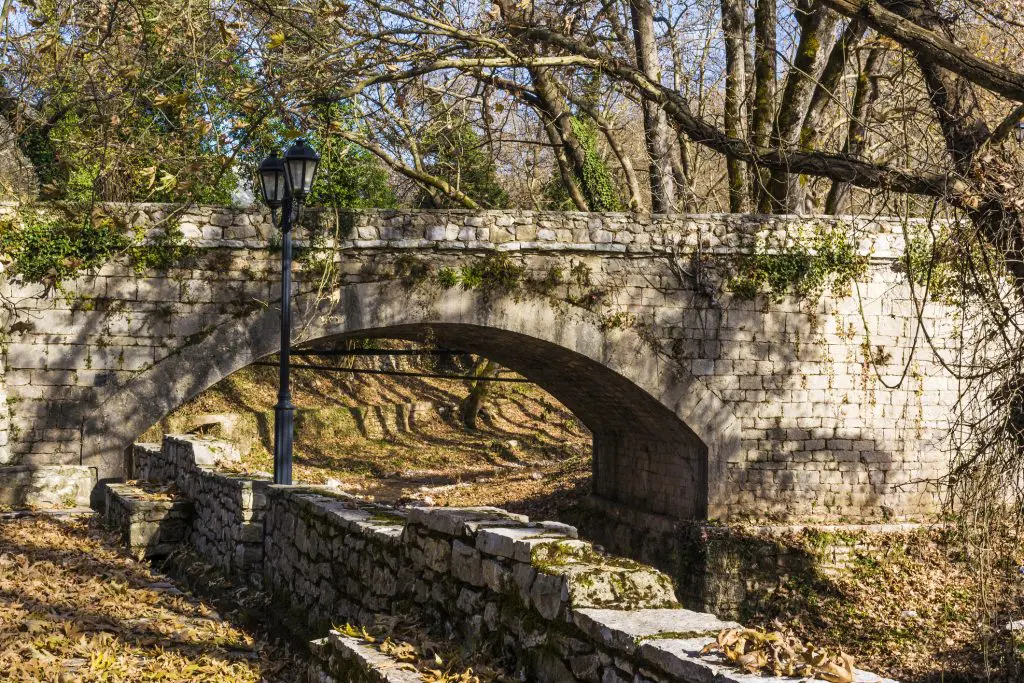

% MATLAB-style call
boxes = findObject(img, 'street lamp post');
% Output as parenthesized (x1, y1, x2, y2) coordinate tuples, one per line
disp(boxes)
(257, 139, 320, 485)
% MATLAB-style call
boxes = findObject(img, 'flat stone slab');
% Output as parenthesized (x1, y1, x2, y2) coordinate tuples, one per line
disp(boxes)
(407, 506, 528, 537)
(309, 632, 423, 683)
(476, 525, 576, 562)
(639, 637, 899, 683)
(572, 608, 740, 655)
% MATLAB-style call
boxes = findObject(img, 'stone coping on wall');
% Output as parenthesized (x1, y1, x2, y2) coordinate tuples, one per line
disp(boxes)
(0, 201, 946, 260)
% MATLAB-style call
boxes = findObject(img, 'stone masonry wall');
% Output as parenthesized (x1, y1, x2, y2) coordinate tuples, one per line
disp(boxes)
(0, 464, 94, 507)
(265, 485, 894, 683)
(0, 202, 960, 522)
(103, 481, 193, 559)
(132, 436, 267, 581)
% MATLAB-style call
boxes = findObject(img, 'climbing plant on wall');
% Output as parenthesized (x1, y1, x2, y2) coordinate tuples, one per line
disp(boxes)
(727, 224, 867, 302)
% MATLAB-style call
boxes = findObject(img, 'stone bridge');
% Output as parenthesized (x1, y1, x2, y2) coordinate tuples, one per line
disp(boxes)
(0, 204, 956, 521)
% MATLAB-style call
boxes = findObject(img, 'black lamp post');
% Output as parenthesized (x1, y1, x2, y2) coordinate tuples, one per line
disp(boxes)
(1016, 121, 1024, 146)
(257, 139, 320, 485)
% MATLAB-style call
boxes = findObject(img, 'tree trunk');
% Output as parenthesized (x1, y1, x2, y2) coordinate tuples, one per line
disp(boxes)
(569, 97, 644, 209)
(751, 0, 777, 212)
(460, 358, 499, 430)
(800, 21, 866, 152)
(530, 67, 592, 210)
(630, 0, 675, 212)
(720, 0, 748, 212)
(0, 115, 38, 200)
(767, 1, 839, 213)
(825, 47, 882, 214)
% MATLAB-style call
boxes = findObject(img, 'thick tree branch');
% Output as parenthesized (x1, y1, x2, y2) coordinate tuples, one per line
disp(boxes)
(333, 130, 481, 209)
(510, 23, 952, 198)
(822, 0, 1024, 103)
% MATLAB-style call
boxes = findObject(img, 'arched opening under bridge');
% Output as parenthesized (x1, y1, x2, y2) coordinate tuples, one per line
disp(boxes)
(84, 284, 741, 519)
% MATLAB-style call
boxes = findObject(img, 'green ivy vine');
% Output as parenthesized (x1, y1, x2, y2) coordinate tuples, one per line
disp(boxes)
(569, 117, 621, 212)
(728, 224, 867, 301)
(0, 207, 193, 289)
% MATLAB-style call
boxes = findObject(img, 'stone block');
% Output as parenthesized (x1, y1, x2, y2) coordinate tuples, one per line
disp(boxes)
(451, 540, 484, 586)
(476, 525, 572, 562)
(0, 465, 95, 508)
(482, 558, 512, 593)
(571, 608, 739, 655)
(530, 571, 568, 620)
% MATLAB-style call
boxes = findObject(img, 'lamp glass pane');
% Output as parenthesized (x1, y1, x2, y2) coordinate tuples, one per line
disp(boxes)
(285, 158, 305, 194)
(274, 172, 286, 201)
(261, 170, 285, 203)
(303, 162, 317, 192)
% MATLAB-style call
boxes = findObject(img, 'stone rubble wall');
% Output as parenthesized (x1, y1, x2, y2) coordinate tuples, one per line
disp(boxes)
(103, 482, 193, 559)
(132, 436, 267, 581)
(266, 486, 895, 683)
(0, 203, 961, 522)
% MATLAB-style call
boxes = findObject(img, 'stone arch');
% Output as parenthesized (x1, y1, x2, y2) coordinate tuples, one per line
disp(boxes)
(84, 283, 740, 519)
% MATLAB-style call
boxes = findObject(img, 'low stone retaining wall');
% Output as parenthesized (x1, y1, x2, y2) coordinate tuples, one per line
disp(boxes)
(266, 486, 894, 683)
(0, 464, 95, 508)
(106, 435, 895, 682)
(104, 482, 192, 559)
(131, 436, 268, 582)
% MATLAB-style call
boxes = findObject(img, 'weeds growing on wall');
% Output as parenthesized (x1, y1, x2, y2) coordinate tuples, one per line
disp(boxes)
(893, 221, 1010, 307)
(0, 206, 193, 290)
(728, 224, 867, 301)
(433, 253, 525, 297)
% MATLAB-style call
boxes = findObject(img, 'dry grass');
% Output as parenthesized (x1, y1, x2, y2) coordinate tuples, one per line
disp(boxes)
(731, 528, 1024, 681)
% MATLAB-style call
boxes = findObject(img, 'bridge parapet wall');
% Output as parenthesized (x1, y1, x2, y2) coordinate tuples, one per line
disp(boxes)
(0, 201, 928, 257)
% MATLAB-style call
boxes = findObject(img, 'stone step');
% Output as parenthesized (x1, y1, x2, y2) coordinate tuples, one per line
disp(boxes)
(103, 482, 193, 560)
(309, 631, 422, 683)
